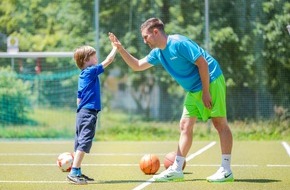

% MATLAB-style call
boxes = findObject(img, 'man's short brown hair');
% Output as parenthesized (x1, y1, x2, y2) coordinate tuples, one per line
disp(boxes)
(140, 18, 165, 32)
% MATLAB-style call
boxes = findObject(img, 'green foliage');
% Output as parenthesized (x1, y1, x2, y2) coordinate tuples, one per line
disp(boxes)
(0, 67, 33, 125)
(0, 0, 289, 122)
(0, 0, 95, 52)
(258, 0, 290, 106)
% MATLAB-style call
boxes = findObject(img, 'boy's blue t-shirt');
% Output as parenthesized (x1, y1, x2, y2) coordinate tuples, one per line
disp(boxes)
(146, 34, 222, 92)
(77, 64, 104, 112)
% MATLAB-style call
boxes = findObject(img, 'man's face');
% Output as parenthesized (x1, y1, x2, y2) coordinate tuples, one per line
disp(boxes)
(141, 29, 156, 49)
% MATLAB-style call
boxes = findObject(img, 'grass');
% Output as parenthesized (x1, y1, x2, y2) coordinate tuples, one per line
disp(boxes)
(0, 108, 75, 138)
(0, 108, 289, 141)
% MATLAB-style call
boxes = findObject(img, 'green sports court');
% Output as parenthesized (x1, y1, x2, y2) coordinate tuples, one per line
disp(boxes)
(0, 140, 289, 190)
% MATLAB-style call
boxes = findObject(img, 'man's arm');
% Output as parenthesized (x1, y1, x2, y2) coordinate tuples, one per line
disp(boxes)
(109, 32, 153, 71)
(195, 56, 212, 109)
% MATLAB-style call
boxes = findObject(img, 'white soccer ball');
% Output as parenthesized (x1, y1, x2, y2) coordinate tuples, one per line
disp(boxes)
(57, 152, 74, 172)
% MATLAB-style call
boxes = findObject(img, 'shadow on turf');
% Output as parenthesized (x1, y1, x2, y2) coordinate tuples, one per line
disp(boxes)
(234, 179, 281, 183)
(88, 172, 200, 184)
(92, 180, 148, 184)
(91, 178, 281, 185)
(89, 179, 202, 184)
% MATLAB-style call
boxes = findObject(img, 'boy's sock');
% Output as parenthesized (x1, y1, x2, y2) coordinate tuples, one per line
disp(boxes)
(78, 168, 82, 176)
(69, 167, 80, 176)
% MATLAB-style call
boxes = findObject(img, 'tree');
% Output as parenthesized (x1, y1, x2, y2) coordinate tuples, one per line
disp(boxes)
(0, 67, 32, 125)
(258, 0, 290, 108)
(1, 0, 289, 122)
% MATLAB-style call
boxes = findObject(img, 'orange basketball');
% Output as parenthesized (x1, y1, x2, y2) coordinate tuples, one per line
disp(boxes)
(139, 154, 160, 175)
(164, 151, 186, 170)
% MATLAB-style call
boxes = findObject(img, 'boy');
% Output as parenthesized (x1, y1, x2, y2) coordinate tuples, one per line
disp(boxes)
(67, 39, 117, 185)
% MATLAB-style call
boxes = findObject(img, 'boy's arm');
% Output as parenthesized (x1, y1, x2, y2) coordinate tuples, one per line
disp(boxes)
(77, 98, 81, 106)
(101, 46, 117, 69)
(109, 32, 153, 71)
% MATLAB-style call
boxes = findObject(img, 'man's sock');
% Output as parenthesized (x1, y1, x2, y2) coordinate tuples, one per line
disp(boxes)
(172, 155, 185, 172)
(221, 154, 231, 172)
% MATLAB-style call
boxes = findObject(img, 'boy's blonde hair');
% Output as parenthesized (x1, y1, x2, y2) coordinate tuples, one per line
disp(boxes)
(74, 45, 96, 69)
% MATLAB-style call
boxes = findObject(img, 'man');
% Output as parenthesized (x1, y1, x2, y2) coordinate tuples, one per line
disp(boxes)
(109, 17, 234, 182)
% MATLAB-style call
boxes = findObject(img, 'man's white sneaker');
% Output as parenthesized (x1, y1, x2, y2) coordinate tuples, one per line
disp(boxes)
(206, 168, 234, 182)
(153, 166, 184, 182)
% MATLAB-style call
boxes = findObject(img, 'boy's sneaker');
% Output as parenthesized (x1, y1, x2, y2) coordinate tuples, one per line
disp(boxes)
(153, 166, 184, 182)
(81, 174, 94, 181)
(67, 174, 87, 185)
(206, 168, 234, 182)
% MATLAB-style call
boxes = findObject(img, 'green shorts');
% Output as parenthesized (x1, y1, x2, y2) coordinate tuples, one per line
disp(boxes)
(182, 75, 227, 121)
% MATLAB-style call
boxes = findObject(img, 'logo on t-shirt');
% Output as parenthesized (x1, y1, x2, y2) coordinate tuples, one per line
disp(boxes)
(170, 56, 178, 60)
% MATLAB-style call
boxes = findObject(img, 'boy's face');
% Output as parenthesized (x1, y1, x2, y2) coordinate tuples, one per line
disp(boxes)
(84, 54, 98, 67)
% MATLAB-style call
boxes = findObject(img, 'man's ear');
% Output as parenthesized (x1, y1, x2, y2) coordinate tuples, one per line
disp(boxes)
(153, 28, 159, 35)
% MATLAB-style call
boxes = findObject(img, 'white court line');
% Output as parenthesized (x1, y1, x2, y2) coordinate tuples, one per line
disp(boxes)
(267, 164, 290, 167)
(0, 153, 58, 156)
(0, 163, 139, 167)
(185, 141, 216, 162)
(132, 141, 216, 190)
(186, 164, 258, 167)
(0, 163, 260, 167)
(0, 164, 55, 166)
(281, 141, 290, 157)
(0, 153, 161, 156)
(0, 141, 190, 145)
(0, 180, 67, 184)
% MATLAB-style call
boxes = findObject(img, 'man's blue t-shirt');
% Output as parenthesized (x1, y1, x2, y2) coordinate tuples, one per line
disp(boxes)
(77, 64, 104, 112)
(146, 34, 222, 92)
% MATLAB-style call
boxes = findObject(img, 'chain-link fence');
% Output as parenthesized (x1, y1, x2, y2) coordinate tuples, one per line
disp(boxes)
(0, 0, 289, 128)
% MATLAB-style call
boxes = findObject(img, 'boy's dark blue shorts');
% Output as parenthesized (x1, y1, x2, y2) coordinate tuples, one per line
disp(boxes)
(74, 108, 98, 153)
